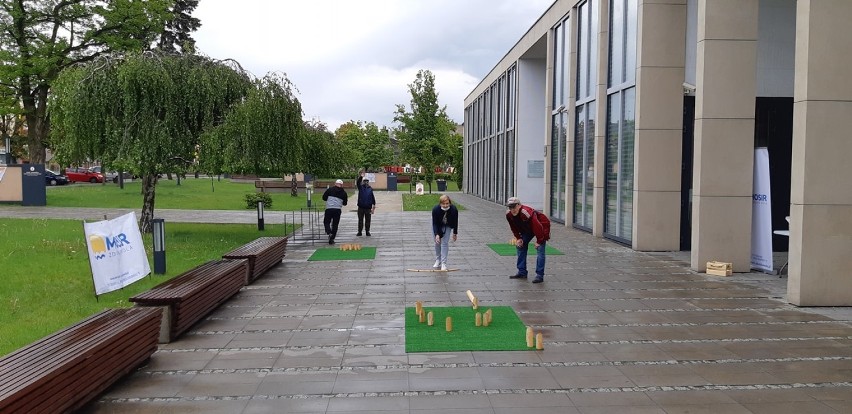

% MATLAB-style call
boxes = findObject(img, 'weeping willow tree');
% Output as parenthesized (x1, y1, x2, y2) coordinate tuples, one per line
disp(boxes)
(199, 72, 307, 190)
(51, 52, 253, 232)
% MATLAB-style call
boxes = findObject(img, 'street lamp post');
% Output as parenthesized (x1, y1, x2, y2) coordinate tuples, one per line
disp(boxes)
(257, 201, 265, 231)
(152, 218, 166, 274)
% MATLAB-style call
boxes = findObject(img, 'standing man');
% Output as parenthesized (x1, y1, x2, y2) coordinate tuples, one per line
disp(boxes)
(505, 197, 550, 283)
(322, 179, 348, 245)
(356, 172, 376, 236)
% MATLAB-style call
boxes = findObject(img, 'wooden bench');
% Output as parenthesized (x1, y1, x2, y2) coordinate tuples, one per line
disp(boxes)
(130, 259, 248, 343)
(0, 307, 161, 413)
(222, 237, 287, 283)
(255, 180, 305, 192)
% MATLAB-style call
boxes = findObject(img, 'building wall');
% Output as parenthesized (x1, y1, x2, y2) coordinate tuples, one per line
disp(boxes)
(516, 58, 548, 210)
(463, 0, 852, 305)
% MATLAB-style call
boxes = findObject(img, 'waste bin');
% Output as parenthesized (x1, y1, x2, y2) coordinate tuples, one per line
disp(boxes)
(436, 179, 447, 191)
(387, 173, 397, 191)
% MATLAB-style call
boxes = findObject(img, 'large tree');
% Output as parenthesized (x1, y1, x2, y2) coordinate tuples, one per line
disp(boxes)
(199, 72, 306, 185)
(335, 120, 393, 172)
(0, 0, 171, 164)
(394, 69, 455, 192)
(51, 52, 253, 232)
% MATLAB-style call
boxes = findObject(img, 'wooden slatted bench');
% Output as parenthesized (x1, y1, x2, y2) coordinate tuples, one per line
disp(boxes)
(0, 307, 161, 413)
(254, 180, 305, 192)
(222, 237, 287, 283)
(130, 259, 249, 343)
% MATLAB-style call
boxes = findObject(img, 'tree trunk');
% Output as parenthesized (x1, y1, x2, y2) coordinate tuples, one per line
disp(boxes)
(138, 173, 159, 233)
(21, 85, 49, 164)
(290, 175, 298, 197)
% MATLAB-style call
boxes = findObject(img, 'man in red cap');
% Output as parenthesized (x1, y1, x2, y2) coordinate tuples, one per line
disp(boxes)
(505, 197, 550, 283)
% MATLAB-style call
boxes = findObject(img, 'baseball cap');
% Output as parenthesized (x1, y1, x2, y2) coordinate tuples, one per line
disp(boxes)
(506, 197, 521, 207)
(335, 179, 343, 185)
(363, 178, 370, 183)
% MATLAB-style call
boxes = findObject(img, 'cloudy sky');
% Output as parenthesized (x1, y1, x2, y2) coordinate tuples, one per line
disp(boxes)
(192, 0, 552, 131)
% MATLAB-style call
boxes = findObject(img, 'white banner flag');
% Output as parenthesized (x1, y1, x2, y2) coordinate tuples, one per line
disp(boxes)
(84, 212, 151, 295)
(751, 148, 774, 273)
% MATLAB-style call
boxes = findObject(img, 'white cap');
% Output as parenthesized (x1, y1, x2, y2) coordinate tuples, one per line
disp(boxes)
(335, 179, 343, 185)
(506, 197, 521, 207)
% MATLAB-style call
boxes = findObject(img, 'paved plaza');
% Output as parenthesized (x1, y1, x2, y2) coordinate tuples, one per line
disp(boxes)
(4, 192, 852, 413)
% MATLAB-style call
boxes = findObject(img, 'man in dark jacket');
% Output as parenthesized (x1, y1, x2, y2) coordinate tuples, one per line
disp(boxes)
(356, 173, 376, 236)
(322, 179, 348, 244)
(505, 196, 550, 283)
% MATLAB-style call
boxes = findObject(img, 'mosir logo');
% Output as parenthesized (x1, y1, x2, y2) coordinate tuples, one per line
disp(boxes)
(88, 233, 132, 260)
(753, 193, 768, 202)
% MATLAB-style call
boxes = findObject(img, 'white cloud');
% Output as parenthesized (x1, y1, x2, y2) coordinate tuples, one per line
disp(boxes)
(193, 0, 552, 131)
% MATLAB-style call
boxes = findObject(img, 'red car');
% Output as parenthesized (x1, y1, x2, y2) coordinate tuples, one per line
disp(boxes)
(65, 167, 105, 183)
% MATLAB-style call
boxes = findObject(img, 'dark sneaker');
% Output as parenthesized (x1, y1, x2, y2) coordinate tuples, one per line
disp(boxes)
(366, 232, 371, 237)
(357, 232, 362, 236)
(532, 276, 544, 284)
(509, 274, 527, 279)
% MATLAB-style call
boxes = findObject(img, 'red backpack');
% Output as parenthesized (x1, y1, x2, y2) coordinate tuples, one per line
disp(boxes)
(534, 210, 551, 240)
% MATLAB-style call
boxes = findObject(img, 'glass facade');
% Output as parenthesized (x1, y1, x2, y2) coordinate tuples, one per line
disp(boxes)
(550, 17, 570, 223)
(464, 66, 516, 203)
(604, 0, 637, 243)
(573, 0, 598, 230)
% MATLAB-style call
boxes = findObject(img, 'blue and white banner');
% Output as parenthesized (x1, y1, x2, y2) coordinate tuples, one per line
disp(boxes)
(751, 148, 773, 273)
(84, 212, 150, 295)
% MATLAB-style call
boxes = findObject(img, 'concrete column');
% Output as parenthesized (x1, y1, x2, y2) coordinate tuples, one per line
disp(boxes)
(691, 0, 758, 271)
(592, 0, 610, 237)
(633, 0, 687, 251)
(787, 0, 852, 306)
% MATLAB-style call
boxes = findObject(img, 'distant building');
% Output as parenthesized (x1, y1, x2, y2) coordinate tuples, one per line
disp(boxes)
(464, 0, 852, 306)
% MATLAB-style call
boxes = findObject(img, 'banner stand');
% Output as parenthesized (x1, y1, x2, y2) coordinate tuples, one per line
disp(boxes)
(750, 147, 774, 273)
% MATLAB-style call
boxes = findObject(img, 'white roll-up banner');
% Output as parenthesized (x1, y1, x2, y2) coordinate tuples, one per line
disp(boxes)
(85, 212, 151, 295)
(751, 148, 773, 273)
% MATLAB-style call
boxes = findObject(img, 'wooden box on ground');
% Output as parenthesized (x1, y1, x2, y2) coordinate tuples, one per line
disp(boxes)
(0, 307, 161, 413)
(223, 237, 287, 283)
(130, 259, 248, 343)
(706, 261, 733, 276)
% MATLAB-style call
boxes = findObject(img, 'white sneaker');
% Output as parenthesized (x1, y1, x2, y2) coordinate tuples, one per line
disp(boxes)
(440, 264, 447, 271)
(433, 259, 441, 269)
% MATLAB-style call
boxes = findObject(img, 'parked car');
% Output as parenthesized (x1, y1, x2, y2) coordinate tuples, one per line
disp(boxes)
(90, 166, 134, 183)
(65, 167, 104, 183)
(44, 169, 69, 186)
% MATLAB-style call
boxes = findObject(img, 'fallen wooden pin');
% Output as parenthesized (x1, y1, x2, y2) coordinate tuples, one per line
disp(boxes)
(406, 268, 459, 272)
(466, 290, 479, 310)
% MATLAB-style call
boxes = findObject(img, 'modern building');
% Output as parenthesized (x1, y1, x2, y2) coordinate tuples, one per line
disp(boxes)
(463, 0, 851, 306)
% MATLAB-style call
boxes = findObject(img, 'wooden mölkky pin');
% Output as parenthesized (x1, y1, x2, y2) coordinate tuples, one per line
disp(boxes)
(427, 311, 434, 326)
(446, 316, 453, 332)
(466, 290, 478, 310)
(535, 333, 544, 350)
(415, 301, 423, 316)
(526, 327, 534, 347)
(475, 312, 482, 326)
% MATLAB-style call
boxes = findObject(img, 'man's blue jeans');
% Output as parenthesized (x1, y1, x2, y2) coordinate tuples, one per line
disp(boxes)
(516, 232, 545, 277)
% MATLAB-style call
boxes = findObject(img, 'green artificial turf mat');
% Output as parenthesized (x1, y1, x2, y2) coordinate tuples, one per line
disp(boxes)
(308, 246, 377, 261)
(405, 306, 531, 352)
(487, 243, 563, 256)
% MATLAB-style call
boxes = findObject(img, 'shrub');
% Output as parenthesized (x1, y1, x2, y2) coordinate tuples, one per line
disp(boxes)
(244, 192, 273, 209)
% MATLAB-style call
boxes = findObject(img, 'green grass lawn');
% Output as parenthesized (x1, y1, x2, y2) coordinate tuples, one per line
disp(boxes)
(44, 178, 330, 211)
(0, 218, 291, 356)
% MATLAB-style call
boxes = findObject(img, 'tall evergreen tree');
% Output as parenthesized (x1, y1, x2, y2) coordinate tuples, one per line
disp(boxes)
(158, 0, 201, 54)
